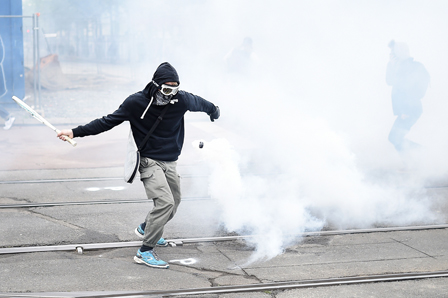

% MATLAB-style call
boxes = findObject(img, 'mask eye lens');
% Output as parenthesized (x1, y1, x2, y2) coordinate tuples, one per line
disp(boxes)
(162, 87, 172, 95)
(161, 85, 179, 95)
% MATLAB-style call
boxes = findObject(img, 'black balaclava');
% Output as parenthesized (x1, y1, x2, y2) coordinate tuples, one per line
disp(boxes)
(154, 90, 172, 106)
(142, 62, 180, 101)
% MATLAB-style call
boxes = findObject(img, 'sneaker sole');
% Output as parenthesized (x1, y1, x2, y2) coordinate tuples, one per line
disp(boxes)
(134, 256, 169, 269)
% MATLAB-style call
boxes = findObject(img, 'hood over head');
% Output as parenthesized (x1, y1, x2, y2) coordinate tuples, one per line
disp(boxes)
(143, 62, 180, 99)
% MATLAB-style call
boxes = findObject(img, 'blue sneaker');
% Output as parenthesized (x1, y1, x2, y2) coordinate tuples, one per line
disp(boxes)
(156, 237, 168, 247)
(134, 224, 168, 247)
(134, 249, 169, 269)
(134, 224, 145, 238)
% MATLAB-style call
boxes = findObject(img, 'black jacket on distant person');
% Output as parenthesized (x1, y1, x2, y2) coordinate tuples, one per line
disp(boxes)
(386, 57, 430, 117)
(72, 62, 218, 161)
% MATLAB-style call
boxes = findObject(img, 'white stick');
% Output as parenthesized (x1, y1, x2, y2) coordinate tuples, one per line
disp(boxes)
(11, 96, 77, 147)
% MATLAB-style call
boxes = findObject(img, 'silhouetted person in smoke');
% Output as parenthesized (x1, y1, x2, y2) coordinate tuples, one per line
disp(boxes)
(386, 40, 429, 153)
(225, 37, 254, 75)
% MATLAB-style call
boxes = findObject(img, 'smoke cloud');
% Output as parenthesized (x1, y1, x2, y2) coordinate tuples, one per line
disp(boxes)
(24, 0, 448, 263)
(183, 0, 448, 263)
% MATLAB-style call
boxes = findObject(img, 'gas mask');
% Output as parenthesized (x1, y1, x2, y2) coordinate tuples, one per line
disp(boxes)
(154, 91, 173, 106)
(152, 82, 179, 106)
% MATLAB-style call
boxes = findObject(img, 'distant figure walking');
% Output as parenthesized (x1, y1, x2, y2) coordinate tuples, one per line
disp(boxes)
(225, 37, 255, 75)
(386, 40, 430, 153)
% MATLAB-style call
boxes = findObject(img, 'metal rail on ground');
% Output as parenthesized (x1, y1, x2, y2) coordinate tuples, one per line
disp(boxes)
(76, 270, 448, 297)
(0, 196, 210, 209)
(0, 177, 122, 184)
(1, 224, 447, 255)
(0, 174, 205, 184)
(1, 270, 448, 297)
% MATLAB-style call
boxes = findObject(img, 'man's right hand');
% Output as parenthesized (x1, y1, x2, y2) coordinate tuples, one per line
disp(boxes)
(57, 129, 74, 141)
(209, 106, 220, 122)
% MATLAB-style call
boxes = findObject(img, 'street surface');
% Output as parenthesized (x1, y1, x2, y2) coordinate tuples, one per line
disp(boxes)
(0, 84, 448, 297)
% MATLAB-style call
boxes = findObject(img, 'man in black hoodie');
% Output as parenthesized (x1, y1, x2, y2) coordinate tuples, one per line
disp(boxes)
(58, 62, 220, 269)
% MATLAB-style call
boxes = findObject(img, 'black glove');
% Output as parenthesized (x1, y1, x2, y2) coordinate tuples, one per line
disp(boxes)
(209, 106, 220, 122)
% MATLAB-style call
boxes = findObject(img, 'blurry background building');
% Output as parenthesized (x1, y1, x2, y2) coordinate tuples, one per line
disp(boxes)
(0, 0, 25, 107)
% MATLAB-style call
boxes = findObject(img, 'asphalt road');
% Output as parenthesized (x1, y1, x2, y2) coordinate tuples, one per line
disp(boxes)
(1, 101, 448, 297)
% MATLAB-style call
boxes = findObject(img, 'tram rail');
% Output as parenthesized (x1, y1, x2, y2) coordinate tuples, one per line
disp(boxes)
(0, 196, 210, 209)
(1, 176, 446, 188)
(0, 177, 122, 184)
(73, 270, 448, 297)
(1, 224, 447, 255)
(0, 174, 206, 185)
(1, 270, 447, 297)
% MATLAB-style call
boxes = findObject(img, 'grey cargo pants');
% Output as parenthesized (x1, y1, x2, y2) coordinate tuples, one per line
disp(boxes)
(139, 157, 181, 247)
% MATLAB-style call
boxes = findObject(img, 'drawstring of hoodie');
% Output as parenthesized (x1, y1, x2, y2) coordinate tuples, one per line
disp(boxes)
(140, 96, 154, 119)
(141, 80, 158, 119)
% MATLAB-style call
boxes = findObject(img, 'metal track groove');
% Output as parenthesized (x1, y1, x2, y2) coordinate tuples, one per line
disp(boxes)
(0, 199, 148, 208)
(0, 174, 204, 184)
(0, 177, 122, 184)
(1, 270, 447, 297)
(1, 224, 447, 255)
(0, 196, 210, 209)
(82, 270, 448, 297)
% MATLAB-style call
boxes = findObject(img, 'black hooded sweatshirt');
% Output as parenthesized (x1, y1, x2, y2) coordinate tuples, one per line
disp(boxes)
(72, 62, 217, 161)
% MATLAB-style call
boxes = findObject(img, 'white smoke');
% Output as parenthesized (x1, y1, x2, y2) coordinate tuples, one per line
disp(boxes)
(25, 0, 448, 263)
(195, 124, 439, 263)
(183, 2, 448, 263)
(194, 105, 440, 263)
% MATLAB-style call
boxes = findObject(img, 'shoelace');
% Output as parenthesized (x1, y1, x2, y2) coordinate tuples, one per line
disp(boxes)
(150, 250, 160, 261)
